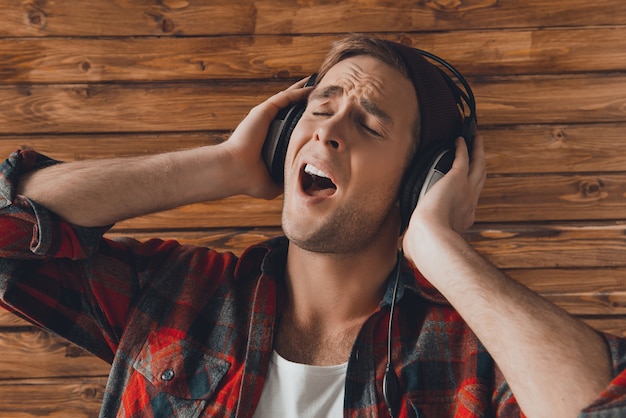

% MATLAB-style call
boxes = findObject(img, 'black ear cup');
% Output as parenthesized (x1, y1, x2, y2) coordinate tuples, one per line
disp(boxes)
(398, 115, 476, 233)
(262, 74, 317, 183)
(398, 143, 450, 232)
(262, 103, 306, 183)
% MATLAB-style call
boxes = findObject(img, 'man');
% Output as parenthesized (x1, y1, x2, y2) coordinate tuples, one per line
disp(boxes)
(1, 34, 625, 417)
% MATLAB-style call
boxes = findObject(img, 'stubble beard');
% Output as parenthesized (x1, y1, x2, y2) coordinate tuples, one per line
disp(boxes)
(282, 198, 396, 255)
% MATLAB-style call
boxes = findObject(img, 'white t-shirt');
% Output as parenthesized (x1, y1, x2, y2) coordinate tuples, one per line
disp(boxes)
(252, 350, 348, 418)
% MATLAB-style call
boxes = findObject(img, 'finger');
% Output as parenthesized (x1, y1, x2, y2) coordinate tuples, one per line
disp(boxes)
(469, 134, 486, 179)
(456, 136, 468, 156)
(263, 84, 313, 115)
(287, 75, 316, 90)
(468, 134, 487, 197)
(470, 134, 484, 163)
(451, 136, 470, 172)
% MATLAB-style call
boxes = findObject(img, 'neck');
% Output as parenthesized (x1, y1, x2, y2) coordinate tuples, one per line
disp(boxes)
(284, 233, 398, 328)
(276, 237, 398, 365)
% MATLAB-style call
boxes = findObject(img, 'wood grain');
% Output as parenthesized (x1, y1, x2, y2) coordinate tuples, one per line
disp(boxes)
(0, 132, 228, 162)
(477, 173, 626, 222)
(482, 124, 626, 174)
(0, 0, 624, 37)
(1, 28, 626, 84)
(467, 222, 626, 269)
(583, 317, 626, 338)
(507, 268, 626, 315)
(2, 75, 626, 135)
(0, 377, 106, 418)
(0, 0, 256, 37)
(0, 328, 110, 379)
(0, 309, 29, 327)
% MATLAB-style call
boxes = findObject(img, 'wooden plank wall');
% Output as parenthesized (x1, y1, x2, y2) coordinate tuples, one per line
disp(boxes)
(1, 0, 626, 416)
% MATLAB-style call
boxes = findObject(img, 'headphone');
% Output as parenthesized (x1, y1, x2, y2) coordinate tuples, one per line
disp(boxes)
(262, 47, 476, 234)
(397, 48, 477, 233)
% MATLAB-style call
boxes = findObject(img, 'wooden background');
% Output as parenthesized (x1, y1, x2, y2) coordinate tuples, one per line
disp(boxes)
(1, 0, 626, 416)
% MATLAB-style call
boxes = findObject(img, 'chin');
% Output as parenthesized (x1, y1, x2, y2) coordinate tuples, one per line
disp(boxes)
(283, 212, 375, 255)
(281, 184, 401, 254)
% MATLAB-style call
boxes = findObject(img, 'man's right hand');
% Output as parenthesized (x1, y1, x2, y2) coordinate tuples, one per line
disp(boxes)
(221, 77, 314, 200)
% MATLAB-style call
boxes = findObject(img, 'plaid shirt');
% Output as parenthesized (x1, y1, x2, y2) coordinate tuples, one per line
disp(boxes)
(2, 150, 626, 418)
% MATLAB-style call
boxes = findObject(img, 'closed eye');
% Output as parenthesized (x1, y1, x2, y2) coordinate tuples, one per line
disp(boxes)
(361, 123, 382, 137)
(312, 111, 383, 137)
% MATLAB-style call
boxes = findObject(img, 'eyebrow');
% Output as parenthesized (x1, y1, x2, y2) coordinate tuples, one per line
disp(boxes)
(309, 85, 394, 127)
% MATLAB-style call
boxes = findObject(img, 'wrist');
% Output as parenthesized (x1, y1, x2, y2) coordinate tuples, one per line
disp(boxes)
(218, 140, 281, 200)
(176, 143, 247, 201)
(403, 219, 466, 278)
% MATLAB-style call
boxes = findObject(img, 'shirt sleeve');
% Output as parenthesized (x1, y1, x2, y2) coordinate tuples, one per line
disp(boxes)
(578, 333, 626, 416)
(489, 331, 626, 417)
(0, 150, 136, 362)
(0, 149, 109, 260)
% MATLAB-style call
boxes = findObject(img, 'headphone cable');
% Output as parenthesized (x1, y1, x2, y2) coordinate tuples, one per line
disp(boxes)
(383, 250, 403, 417)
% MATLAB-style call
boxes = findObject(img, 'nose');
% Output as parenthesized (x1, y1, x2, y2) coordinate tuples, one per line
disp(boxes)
(314, 115, 346, 151)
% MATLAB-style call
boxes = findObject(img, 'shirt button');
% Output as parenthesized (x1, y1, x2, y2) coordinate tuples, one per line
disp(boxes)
(161, 368, 175, 381)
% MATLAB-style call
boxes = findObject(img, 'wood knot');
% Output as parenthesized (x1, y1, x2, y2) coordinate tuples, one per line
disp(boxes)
(425, 0, 495, 12)
(162, 0, 190, 9)
(74, 86, 92, 98)
(562, 178, 608, 202)
(17, 84, 32, 97)
(27, 9, 47, 28)
(552, 128, 567, 140)
(426, 0, 463, 12)
(81, 385, 100, 400)
(579, 179, 605, 197)
(81, 61, 92, 72)
(161, 18, 175, 33)
(275, 70, 291, 79)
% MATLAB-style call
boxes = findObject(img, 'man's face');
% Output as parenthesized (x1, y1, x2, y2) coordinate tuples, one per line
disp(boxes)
(282, 55, 419, 254)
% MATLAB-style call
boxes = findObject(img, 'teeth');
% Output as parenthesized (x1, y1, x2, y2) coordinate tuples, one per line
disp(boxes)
(304, 164, 329, 179)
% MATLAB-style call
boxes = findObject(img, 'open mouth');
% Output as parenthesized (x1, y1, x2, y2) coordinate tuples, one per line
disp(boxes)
(302, 163, 337, 197)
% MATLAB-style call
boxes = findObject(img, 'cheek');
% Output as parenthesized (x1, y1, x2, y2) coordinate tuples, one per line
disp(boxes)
(357, 148, 406, 180)
(285, 123, 309, 161)
(350, 154, 406, 199)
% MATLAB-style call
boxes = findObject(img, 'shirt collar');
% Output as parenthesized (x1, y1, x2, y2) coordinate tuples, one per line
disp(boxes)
(236, 236, 450, 307)
(234, 235, 287, 282)
(379, 256, 450, 307)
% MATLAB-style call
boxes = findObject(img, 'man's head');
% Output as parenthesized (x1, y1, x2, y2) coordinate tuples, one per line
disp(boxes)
(316, 34, 464, 165)
(280, 34, 464, 254)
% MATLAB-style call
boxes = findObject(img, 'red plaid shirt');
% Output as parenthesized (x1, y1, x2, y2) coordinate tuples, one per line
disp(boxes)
(2, 150, 626, 417)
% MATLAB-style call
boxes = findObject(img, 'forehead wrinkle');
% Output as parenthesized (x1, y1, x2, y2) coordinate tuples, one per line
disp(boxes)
(309, 83, 394, 128)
